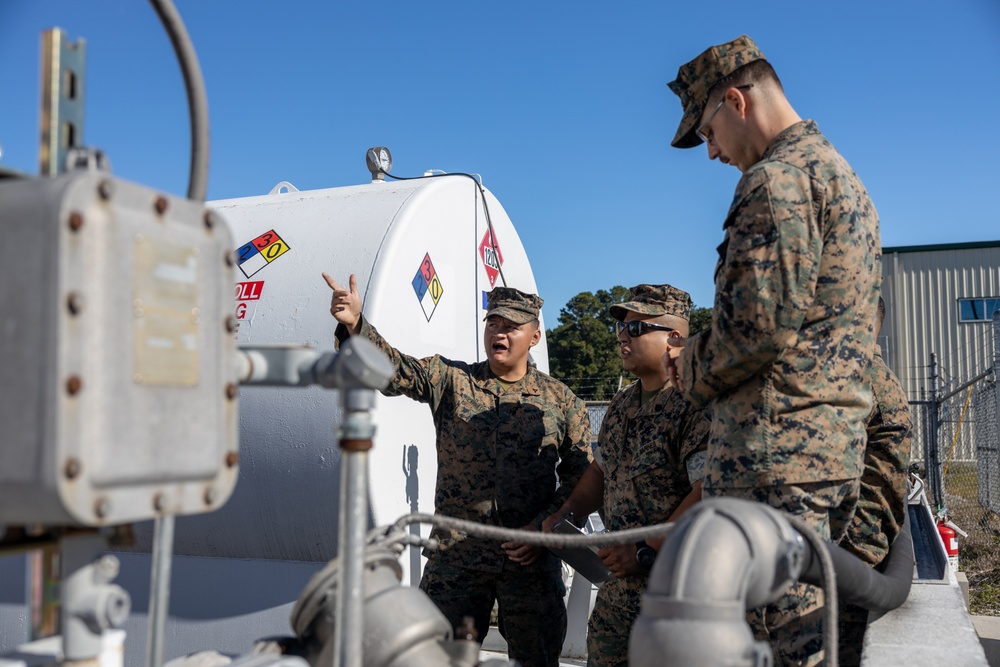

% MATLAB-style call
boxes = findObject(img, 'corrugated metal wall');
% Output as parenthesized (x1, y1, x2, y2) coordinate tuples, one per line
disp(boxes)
(882, 245, 1000, 400)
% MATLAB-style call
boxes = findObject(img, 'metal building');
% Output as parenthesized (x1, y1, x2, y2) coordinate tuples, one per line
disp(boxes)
(881, 240, 1000, 401)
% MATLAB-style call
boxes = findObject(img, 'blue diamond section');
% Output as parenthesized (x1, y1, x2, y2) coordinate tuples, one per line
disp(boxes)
(412, 253, 444, 322)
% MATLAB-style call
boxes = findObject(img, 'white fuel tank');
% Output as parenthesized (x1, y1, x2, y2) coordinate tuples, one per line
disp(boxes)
(166, 174, 547, 582)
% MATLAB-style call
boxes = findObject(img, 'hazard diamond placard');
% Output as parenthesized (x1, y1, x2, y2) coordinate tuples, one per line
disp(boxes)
(478, 229, 504, 288)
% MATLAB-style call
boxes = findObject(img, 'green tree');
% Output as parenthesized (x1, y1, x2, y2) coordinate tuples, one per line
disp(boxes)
(546, 286, 630, 400)
(689, 305, 713, 336)
(547, 288, 714, 400)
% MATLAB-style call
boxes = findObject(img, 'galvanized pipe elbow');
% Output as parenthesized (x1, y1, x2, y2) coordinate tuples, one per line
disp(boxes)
(630, 498, 806, 667)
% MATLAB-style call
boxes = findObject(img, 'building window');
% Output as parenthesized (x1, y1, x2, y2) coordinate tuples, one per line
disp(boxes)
(958, 297, 1000, 322)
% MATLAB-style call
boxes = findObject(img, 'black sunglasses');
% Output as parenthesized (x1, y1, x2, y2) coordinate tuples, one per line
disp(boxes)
(614, 320, 674, 338)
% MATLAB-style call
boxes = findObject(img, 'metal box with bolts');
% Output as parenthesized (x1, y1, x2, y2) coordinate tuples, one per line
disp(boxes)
(0, 171, 239, 526)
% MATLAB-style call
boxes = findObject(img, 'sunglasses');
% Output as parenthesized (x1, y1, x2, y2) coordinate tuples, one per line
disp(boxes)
(614, 320, 674, 338)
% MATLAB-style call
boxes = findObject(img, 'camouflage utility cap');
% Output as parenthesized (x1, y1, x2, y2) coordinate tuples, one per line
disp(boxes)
(484, 287, 544, 324)
(668, 35, 765, 149)
(609, 284, 692, 321)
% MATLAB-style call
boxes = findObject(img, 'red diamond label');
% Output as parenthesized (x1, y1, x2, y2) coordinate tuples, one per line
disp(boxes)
(478, 229, 504, 288)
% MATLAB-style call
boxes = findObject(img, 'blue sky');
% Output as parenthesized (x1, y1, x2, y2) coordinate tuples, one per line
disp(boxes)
(2, 1, 998, 317)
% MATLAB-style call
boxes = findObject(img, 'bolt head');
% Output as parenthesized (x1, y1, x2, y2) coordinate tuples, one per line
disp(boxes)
(94, 497, 110, 518)
(66, 292, 84, 315)
(68, 211, 84, 231)
(97, 180, 114, 200)
(64, 458, 82, 479)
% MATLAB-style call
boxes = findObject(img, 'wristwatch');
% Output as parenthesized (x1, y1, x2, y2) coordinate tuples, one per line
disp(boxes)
(635, 541, 657, 570)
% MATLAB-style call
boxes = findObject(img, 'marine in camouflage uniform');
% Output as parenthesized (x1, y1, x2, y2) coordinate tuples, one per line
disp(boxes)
(543, 285, 710, 667)
(325, 275, 592, 667)
(666, 36, 882, 667)
(838, 299, 912, 666)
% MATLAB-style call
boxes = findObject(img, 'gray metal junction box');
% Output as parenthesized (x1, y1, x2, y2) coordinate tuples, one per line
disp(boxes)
(0, 172, 239, 526)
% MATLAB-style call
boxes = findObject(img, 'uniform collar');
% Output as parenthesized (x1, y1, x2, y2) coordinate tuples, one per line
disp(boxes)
(758, 119, 820, 164)
(474, 363, 543, 397)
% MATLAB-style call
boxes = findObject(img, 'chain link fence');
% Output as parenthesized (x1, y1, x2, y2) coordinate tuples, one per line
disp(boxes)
(931, 370, 1000, 614)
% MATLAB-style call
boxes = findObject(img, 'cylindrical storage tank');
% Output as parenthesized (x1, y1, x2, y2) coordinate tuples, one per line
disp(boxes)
(111, 174, 549, 663)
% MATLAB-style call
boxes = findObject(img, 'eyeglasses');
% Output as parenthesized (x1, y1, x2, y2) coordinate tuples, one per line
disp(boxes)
(695, 84, 753, 144)
(614, 320, 674, 338)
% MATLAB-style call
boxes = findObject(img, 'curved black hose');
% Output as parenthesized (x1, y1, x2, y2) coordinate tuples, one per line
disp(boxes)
(149, 0, 210, 201)
(800, 506, 914, 613)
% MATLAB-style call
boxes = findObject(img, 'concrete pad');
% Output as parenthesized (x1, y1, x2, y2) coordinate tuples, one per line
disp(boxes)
(973, 616, 1000, 667)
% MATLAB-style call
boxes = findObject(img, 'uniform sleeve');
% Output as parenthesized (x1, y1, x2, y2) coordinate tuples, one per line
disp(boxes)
(335, 315, 445, 407)
(533, 393, 593, 527)
(853, 367, 912, 554)
(677, 402, 711, 483)
(681, 165, 822, 407)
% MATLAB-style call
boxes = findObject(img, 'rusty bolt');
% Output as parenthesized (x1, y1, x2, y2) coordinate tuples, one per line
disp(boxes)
(66, 292, 84, 315)
(203, 488, 216, 506)
(94, 497, 110, 519)
(225, 383, 238, 400)
(97, 180, 114, 200)
(66, 375, 83, 396)
(154, 196, 169, 215)
(225, 315, 238, 333)
(224, 250, 235, 268)
(64, 458, 82, 480)
(225, 451, 239, 468)
(203, 210, 217, 230)
(153, 493, 166, 512)
(68, 211, 84, 232)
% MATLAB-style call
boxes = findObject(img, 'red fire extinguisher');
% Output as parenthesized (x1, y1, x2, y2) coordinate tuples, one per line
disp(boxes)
(937, 519, 964, 572)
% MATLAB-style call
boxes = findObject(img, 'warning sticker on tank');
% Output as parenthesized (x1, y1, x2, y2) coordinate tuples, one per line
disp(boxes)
(479, 229, 503, 288)
(412, 253, 444, 322)
(233, 281, 265, 334)
(236, 230, 290, 279)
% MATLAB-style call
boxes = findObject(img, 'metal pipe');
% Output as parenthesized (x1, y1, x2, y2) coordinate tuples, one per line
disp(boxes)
(61, 533, 130, 662)
(929, 352, 943, 509)
(335, 448, 369, 667)
(147, 514, 176, 667)
(335, 387, 376, 667)
(939, 367, 994, 403)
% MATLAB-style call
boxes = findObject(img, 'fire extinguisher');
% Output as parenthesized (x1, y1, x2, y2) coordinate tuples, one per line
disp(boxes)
(937, 521, 958, 571)
(937, 518, 966, 572)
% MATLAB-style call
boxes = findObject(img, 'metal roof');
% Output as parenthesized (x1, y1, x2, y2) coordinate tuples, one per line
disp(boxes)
(882, 240, 1000, 255)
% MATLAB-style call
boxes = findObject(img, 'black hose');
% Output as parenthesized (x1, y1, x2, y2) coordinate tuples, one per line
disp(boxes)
(148, 0, 210, 201)
(800, 506, 914, 613)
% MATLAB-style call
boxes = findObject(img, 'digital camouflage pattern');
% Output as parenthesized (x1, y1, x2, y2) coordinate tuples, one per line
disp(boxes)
(678, 119, 881, 667)
(420, 560, 567, 667)
(484, 286, 544, 324)
(667, 34, 766, 149)
(841, 346, 912, 566)
(680, 120, 881, 493)
(335, 315, 590, 667)
(838, 346, 912, 667)
(587, 381, 710, 667)
(609, 283, 693, 321)
(336, 315, 593, 573)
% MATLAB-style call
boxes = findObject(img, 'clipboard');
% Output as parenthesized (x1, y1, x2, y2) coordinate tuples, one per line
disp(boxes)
(548, 517, 610, 584)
